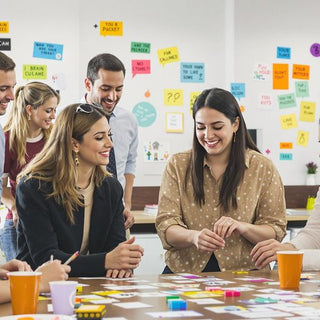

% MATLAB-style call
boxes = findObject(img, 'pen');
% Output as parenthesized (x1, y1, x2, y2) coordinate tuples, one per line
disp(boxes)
(64, 251, 79, 265)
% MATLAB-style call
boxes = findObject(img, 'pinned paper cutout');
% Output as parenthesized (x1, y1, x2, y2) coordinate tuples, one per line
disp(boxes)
(166, 112, 184, 133)
(131, 60, 150, 78)
(310, 43, 320, 57)
(273, 64, 289, 89)
(33, 42, 63, 61)
(295, 81, 309, 97)
(0, 38, 11, 51)
(230, 83, 245, 99)
(100, 21, 123, 36)
(300, 101, 316, 122)
(131, 42, 150, 53)
(23, 65, 47, 80)
(0, 22, 9, 33)
(132, 102, 156, 127)
(280, 142, 293, 149)
(280, 114, 297, 129)
(180, 63, 205, 82)
(277, 47, 291, 59)
(277, 93, 296, 109)
(157, 47, 179, 66)
(190, 91, 201, 114)
(280, 153, 293, 160)
(164, 89, 183, 106)
(292, 64, 310, 80)
(296, 130, 309, 146)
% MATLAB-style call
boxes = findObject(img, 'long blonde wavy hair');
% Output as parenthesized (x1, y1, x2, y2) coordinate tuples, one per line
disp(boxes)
(18, 103, 110, 224)
(3, 81, 60, 166)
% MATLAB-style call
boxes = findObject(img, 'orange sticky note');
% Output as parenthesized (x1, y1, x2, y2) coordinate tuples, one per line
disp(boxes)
(273, 64, 289, 90)
(292, 64, 310, 80)
(280, 142, 293, 149)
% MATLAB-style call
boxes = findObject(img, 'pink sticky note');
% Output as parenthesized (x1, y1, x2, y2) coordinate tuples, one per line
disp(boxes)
(132, 60, 151, 78)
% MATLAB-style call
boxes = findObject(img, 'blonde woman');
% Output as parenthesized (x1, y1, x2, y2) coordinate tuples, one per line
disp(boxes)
(0, 82, 59, 261)
(15, 103, 143, 278)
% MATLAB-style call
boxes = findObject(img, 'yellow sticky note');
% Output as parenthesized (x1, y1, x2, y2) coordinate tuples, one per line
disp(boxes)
(164, 89, 183, 106)
(100, 21, 123, 37)
(293, 64, 310, 80)
(0, 21, 9, 33)
(157, 46, 179, 66)
(92, 290, 123, 296)
(296, 130, 309, 146)
(300, 101, 316, 122)
(190, 91, 201, 114)
(280, 114, 297, 129)
(273, 63, 289, 90)
(22, 65, 47, 80)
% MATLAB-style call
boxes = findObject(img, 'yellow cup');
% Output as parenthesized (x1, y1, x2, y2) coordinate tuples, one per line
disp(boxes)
(8, 271, 42, 315)
(277, 251, 303, 289)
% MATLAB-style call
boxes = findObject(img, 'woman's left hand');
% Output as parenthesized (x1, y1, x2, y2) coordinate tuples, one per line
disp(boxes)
(213, 216, 246, 239)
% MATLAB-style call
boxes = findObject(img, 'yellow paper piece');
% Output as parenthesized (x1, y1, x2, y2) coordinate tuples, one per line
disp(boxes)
(22, 65, 47, 80)
(100, 21, 123, 37)
(299, 101, 316, 122)
(280, 142, 293, 149)
(166, 112, 184, 133)
(280, 114, 297, 129)
(0, 21, 9, 33)
(190, 91, 201, 114)
(157, 47, 179, 66)
(273, 63, 289, 90)
(296, 130, 309, 146)
(182, 291, 222, 298)
(164, 89, 183, 106)
(92, 290, 123, 296)
(292, 64, 310, 80)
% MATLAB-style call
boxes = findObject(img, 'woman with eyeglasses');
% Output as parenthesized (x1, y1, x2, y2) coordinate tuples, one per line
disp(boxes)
(15, 103, 144, 278)
(0, 82, 59, 262)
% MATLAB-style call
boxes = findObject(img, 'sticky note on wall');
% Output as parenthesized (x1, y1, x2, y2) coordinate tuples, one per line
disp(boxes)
(296, 130, 309, 146)
(280, 114, 297, 129)
(100, 21, 123, 36)
(300, 101, 316, 122)
(292, 64, 310, 80)
(273, 64, 289, 90)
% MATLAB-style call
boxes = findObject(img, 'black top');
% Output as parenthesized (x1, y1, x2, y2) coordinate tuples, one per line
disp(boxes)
(16, 176, 125, 277)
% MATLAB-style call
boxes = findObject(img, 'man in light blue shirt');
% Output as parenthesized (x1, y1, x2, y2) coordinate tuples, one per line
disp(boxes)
(83, 53, 138, 229)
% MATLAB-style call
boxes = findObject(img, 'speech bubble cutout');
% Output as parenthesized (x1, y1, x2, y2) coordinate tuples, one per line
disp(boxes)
(100, 21, 123, 37)
(33, 42, 63, 61)
(131, 42, 151, 53)
(230, 83, 245, 99)
(157, 47, 179, 66)
(277, 93, 296, 109)
(23, 65, 47, 80)
(164, 89, 183, 106)
(277, 47, 291, 59)
(180, 62, 205, 83)
(0, 22, 9, 33)
(132, 60, 151, 78)
(132, 102, 156, 127)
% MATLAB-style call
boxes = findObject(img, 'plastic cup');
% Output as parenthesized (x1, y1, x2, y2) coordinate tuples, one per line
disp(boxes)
(8, 271, 42, 315)
(49, 281, 78, 315)
(277, 251, 303, 289)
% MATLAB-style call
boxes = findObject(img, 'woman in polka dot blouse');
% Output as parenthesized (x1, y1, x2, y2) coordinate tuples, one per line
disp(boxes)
(156, 88, 286, 273)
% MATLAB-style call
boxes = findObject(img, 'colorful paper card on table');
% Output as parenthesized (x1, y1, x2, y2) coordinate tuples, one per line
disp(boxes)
(23, 65, 47, 80)
(295, 81, 309, 97)
(292, 64, 310, 80)
(164, 89, 183, 106)
(100, 21, 123, 36)
(273, 64, 289, 89)
(280, 114, 297, 129)
(0, 21, 9, 33)
(131, 60, 150, 78)
(33, 42, 63, 60)
(131, 41, 151, 53)
(299, 101, 316, 122)
(157, 47, 179, 66)
(296, 130, 309, 147)
(180, 62, 205, 82)
(277, 93, 296, 109)
(165, 112, 184, 133)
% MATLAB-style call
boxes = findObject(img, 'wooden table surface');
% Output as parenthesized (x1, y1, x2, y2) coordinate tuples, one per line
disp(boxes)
(1, 270, 320, 319)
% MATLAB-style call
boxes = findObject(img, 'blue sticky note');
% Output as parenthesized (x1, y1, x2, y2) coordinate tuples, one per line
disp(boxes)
(277, 47, 291, 59)
(280, 153, 293, 160)
(168, 299, 187, 310)
(230, 83, 245, 99)
(33, 41, 63, 61)
(180, 62, 205, 83)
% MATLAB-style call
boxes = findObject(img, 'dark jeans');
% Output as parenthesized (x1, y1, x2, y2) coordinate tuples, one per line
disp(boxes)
(162, 254, 220, 274)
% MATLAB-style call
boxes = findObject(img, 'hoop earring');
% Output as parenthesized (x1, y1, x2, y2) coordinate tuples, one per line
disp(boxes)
(233, 132, 237, 143)
(74, 152, 80, 166)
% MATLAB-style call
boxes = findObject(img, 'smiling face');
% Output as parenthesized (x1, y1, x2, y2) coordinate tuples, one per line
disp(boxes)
(0, 69, 16, 115)
(85, 69, 124, 115)
(28, 96, 58, 131)
(74, 116, 113, 169)
(195, 107, 239, 161)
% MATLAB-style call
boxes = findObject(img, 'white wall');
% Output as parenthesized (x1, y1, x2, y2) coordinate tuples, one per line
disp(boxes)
(2, 0, 319, 186)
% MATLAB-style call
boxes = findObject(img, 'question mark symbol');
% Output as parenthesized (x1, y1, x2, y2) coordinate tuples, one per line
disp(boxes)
(174, 92, 180, 102)
(168, 92, 173, 102)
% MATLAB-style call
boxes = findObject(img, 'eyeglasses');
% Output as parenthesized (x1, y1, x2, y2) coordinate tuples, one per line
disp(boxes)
(75, 104, 94, 114)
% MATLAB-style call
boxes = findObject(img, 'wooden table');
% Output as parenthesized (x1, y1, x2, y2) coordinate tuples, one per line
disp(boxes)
(1, 270, 320, 319)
